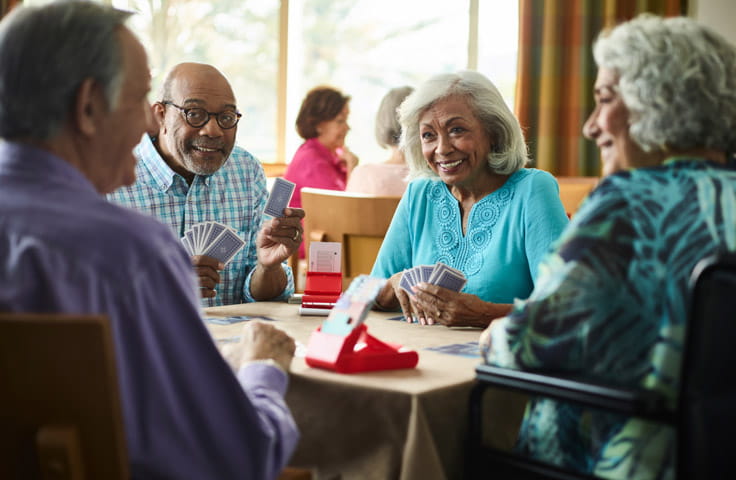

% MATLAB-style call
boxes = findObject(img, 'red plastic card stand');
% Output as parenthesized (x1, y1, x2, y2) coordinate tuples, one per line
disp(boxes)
(301, 271, 343, 311)
(305, 324, 419, 373)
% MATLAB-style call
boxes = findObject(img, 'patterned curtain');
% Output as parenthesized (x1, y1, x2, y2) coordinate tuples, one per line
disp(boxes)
(1, 0, 19, 18)
(515, 0, 687, 176)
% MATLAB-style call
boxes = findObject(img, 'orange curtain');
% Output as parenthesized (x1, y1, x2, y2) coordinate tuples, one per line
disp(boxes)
(1, 0, 19, 18)
(515, 0, 686, 176)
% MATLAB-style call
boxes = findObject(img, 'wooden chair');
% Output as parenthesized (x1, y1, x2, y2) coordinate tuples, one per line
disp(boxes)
(556, 176, 599, 217)
(0, 313, 129, 480)
(298, 187, 401, 290)
(466, 251, 736, 479)
(277, 467, 313, 480)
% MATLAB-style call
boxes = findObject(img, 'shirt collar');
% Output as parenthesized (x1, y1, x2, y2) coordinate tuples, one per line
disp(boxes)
(0, 140, 99, 196)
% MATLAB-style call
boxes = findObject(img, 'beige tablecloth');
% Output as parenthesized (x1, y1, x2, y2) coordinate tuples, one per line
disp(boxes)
(205, 302, 525, 480)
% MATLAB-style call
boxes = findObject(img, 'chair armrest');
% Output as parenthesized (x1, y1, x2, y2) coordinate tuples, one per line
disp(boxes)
(474, 364, 675, 424)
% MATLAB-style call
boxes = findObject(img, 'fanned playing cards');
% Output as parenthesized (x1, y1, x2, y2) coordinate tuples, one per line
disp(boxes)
(400, 262, 467, 296)
(181, 221, 245, 265)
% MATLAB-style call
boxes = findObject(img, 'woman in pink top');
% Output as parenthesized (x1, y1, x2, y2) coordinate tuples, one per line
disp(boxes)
(285, 86, 359, 209)
(285, 86, 359, 256)
(346, 85, 414, 196)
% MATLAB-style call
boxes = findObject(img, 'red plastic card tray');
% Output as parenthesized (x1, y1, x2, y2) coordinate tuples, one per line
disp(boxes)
(302, 271, 342, 309)
(305, 324, 418, 373)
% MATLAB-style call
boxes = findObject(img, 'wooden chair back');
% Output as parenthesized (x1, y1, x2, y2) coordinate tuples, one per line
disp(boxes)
(299, 187, 401, 290)
(0, 313, 128, 480)
(556, 176, 599, 217)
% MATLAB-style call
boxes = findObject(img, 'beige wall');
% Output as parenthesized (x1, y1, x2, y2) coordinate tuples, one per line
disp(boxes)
(690, 0, 736, 46)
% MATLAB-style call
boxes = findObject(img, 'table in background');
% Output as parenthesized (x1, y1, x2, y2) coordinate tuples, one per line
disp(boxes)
(205, 302, 525, 480)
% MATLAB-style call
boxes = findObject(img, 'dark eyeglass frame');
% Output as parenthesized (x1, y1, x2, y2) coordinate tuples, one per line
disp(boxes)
(160, 101, 242, 130)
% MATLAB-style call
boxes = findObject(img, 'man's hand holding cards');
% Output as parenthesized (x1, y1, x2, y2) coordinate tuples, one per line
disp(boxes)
(181, 221, 245, 264)
(181, 221, 245, 299)
(256, 176, 305, 270)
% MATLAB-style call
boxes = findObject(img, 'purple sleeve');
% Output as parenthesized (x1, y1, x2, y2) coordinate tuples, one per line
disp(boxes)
(113, 237, 299, 480)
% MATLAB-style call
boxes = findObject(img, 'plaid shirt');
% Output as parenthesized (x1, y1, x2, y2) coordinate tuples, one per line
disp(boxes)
(107, 135, 293, 307)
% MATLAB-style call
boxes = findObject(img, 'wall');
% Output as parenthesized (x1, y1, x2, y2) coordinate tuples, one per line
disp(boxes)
(690, 0, 736, 46)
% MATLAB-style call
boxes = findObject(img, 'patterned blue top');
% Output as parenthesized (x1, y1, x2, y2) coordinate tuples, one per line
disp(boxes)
(371, 169, 569, 303)
(107, 135, 294, 307)
(485, 159, 736, 479)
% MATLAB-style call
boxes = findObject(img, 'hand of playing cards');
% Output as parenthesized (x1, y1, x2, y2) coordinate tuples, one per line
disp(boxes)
(400, 262, 467, 296)
(181, 221, 245, 265)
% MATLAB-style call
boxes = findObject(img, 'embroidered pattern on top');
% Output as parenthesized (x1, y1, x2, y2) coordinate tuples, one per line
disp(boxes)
(431, 172, 523, 277)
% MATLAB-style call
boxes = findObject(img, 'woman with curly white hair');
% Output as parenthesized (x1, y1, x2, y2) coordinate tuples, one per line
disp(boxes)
(480, 14, 736, 479)
(371, 70, 569, 327)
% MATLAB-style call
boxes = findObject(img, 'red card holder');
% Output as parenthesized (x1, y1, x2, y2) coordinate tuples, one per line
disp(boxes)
(301, 271, 342, 309)
(305, 324, 419, 373)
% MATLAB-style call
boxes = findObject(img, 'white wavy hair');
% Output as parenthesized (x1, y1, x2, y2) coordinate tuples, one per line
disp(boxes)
(398, 70, 528, 180)
(593, 14, 736, 154)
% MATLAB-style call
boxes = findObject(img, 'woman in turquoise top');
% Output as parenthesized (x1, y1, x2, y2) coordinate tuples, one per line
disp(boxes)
(372, 70, 569, 327)
(481, 15, 736, 479)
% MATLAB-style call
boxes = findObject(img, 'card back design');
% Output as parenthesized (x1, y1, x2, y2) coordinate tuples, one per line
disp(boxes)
(264, 177, 296, 218)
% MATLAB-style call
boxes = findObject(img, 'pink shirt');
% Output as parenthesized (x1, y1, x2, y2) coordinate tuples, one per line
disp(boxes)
(345, 163, 409, 196)
(284, 138, 348, 257)
(284, 138, 348, 209)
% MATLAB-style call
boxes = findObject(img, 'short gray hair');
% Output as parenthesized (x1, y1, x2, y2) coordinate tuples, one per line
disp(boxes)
(0, 0, 132, 141)
(399, 70, 528, 179)
(593, 14, 736, 154)
(375, 85, 413, 149)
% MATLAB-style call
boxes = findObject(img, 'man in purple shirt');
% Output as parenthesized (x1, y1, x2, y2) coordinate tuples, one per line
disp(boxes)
(0, 2, 298, 479)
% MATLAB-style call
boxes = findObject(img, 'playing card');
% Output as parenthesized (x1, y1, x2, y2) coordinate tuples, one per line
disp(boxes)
(183, 229, 195, 254)
(427, 262, 464, 285)
(413, 266, 425, 284)
(203, 221, 227, 250)
(419, 265, 434, 283)
(425, 341, 481, 358)
(202, 227, 245, 264)
(432, 268, 467, 292)
(399, 270, 415, 296)
(264, 177, 296, 218)
(199, 222, 212, 250)
(309, 242, 341, 273)
(194, 223, 206, 252)
(407, 267, 418, 287)
(181, 236, 193, 256)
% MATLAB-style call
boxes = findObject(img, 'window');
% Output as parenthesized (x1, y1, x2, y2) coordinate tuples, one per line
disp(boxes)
(24, 0, 517, 169)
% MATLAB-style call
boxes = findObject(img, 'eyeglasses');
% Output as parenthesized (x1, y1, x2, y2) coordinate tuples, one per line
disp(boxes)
(160, 101, 241, 130)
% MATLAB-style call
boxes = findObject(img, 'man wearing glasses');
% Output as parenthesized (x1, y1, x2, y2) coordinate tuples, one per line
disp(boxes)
(109, 62, 304, 306)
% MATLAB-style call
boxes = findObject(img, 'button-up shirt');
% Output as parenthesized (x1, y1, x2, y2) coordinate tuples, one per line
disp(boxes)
(108, 135, 294, 306)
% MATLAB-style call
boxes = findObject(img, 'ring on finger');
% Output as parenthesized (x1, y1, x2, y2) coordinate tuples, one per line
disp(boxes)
(292, 229, 300, 241)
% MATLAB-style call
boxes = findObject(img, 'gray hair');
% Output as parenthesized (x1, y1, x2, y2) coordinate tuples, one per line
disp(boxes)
(375, 85, 413, 149)
(399, 70, 528, 179)
(593, 14, 736, 154)
(0, 0, 132, 141)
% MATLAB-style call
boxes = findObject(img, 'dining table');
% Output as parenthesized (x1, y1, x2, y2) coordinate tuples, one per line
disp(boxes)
(204, 301, 526, 480)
